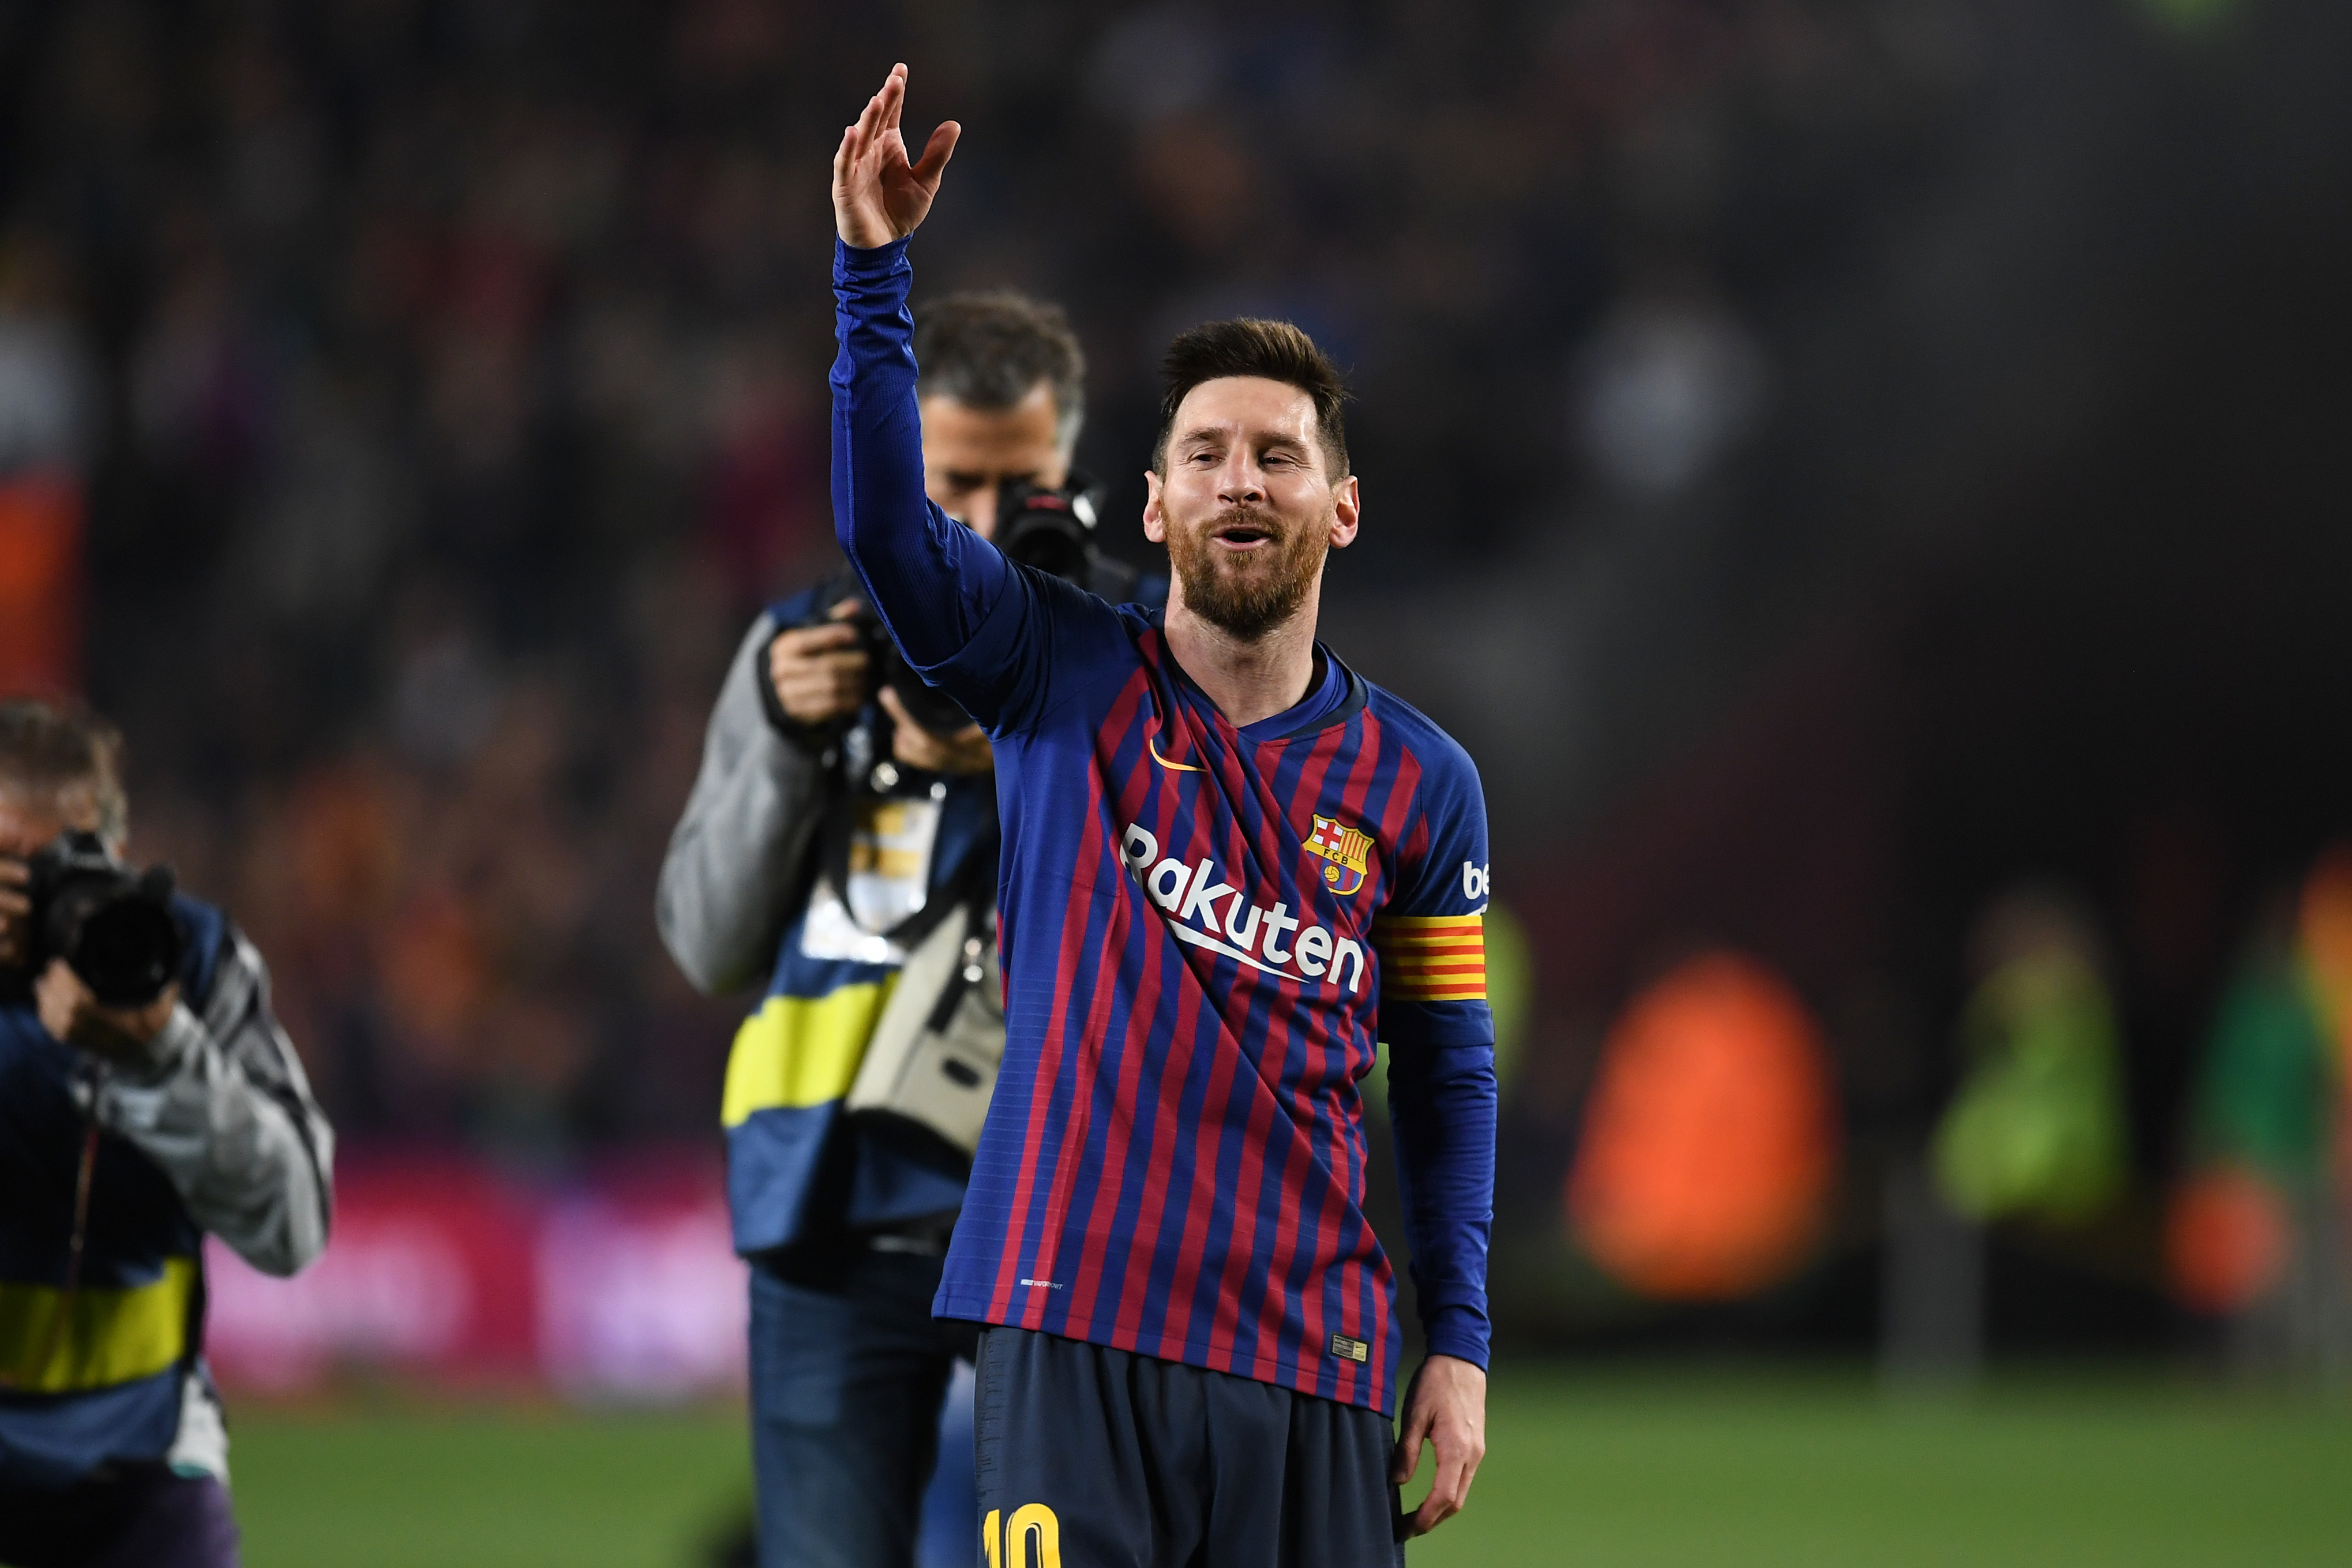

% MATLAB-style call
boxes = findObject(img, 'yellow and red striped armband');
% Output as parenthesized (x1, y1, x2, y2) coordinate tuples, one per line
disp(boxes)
(1372, 914, 1487, 1003)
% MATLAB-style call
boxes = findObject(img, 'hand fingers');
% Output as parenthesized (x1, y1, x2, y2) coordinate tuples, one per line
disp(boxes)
(911, 121, 961, 184)
(891, 729, 945, 772)
(1408, 1443, 1473, 1536)
(828, 598, 864, 620)
(774, 647, 869, 682)
(853, 80, 892, 167)
(779, 621, 861, 655)
(838, 95, 883, 183)
(843, 101, 878, 171)
(879, 63, 907, 133)
(1390, 1413, 1426, 1485)
(776, 648, 868, 681)
(0, 856, 27, 886)
(876, 685, 917, 730)
(774, 670, 868, 725)
(35, 958, 82, 1016)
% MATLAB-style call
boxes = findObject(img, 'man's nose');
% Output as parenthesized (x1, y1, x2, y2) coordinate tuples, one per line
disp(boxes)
(1216, 457, 1265, 507)
(965, 483, 1000, 540)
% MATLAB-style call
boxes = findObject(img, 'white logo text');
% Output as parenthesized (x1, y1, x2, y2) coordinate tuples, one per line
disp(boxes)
(1122, 824, 1366, 993)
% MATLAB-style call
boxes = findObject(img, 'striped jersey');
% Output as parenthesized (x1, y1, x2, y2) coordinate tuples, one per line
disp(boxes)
(831, 236, 1496, 1415)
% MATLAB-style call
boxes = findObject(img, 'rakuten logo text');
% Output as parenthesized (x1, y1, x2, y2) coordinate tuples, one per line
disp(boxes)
(1121, 823, 1366, 993)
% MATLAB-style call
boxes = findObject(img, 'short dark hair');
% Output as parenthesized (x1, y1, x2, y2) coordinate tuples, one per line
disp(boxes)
(0, 697, 127, 844)
(1154, 319, 1349, 479)
(913, 291, 1085, 447)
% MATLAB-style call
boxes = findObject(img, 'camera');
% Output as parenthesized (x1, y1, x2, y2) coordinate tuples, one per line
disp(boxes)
(853, 616, 978, 738)
(20, 830, 185, 1007)
(993, 479, 1101, 584)
(847, 478, 1110, 738)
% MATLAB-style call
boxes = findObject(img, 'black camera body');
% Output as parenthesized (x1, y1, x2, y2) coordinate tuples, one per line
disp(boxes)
(22, 831, 185, 1008)
(846, 477, 1109, 739)
(852, 616, 976, 738)
(993, 479, 1101, 584)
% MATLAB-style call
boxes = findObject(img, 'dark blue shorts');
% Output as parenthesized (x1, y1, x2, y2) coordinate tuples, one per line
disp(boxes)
(0, 1464, 241, 1568)
(973, 1326, 1404, 1568)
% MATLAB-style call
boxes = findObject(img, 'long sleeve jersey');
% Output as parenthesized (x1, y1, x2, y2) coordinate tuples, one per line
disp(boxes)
(831, 237, 1495, 1415)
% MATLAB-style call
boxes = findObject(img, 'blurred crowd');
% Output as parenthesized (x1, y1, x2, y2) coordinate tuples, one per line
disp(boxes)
(0, 0, 1990, 1153)
(2, 0, 2344, 1359)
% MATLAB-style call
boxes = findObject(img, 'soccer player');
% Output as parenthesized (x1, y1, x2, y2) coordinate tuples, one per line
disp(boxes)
(830, 65, 1494, 1564)
(661, 287, 1158, 1568)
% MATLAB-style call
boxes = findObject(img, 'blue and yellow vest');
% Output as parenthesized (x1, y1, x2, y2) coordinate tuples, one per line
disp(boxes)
(0, 898, 223, 1486)
(720, 587, 999, 1256)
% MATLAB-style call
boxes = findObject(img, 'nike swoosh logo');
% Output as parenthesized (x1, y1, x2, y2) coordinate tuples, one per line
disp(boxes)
(1149, 734, 1202, 773)
(1169, 921, 1288, 978)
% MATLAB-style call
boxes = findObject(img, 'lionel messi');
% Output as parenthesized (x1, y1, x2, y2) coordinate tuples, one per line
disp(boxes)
(828, 65, 1494, 1566)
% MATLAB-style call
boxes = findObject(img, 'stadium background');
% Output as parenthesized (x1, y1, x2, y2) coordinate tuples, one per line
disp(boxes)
(3, 0, 2351, 1562)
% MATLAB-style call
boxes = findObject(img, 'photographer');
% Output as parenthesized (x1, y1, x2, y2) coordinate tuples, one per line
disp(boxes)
(659, 291, 1161, 1567)
(0, 699, 333, 1568)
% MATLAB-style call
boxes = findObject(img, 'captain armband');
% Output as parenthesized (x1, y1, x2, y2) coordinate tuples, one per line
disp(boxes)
(1371, 914, 1486, 1003)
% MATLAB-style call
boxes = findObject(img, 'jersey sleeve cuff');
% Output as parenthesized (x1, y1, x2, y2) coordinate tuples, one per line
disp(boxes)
(834, 234, 911, 282)
(1421, 1312, 1491, 1371)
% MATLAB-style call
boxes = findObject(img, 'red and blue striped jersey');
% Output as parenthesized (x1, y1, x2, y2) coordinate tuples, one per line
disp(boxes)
(831, 237, 1496, 1415)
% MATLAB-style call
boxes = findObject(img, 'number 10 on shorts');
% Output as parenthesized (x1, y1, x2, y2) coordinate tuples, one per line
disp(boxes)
(982, 1504, 1061, 1568)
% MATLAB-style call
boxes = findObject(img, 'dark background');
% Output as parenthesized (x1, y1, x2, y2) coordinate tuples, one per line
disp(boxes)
(2, 0, 2346, 1359)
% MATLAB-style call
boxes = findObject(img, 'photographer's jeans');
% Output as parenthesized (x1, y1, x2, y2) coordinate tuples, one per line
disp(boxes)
(0, 1464, 241, 1568)
(749, 1240, 977, 1568)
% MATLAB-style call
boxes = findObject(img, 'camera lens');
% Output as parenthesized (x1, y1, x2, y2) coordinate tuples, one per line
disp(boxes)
(31, 834, 186, 1007)
(996, 485, 1096, 584)
(69, 896, 183, 1007)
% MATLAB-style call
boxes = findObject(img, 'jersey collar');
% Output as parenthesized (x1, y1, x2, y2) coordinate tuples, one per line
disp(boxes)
(1148, 609, 1371, 744)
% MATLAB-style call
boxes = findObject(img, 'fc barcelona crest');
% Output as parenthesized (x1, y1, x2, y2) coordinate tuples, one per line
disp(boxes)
(1303, 815, 1373, 896)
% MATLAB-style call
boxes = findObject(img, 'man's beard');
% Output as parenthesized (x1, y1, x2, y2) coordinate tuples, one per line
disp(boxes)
(1167, 505, 1329, 643)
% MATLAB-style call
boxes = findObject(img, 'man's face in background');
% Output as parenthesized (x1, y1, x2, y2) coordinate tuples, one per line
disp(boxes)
(919, 378, 1070, 539)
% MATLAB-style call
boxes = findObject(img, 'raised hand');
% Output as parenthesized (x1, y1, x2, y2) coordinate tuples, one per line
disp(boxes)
(832, 63, 960, 249)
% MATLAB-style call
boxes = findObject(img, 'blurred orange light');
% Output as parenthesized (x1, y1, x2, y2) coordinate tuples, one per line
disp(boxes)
(2295, 846, 2352, 1057)
(0, 471, 83, 697)
(2292, 847, 2352, 1202)
(1566, 951, 1839, 1300)
(2163, 1165, 2290, 1315)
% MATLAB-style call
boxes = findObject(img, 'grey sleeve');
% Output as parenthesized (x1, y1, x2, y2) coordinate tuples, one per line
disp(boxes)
(655, 611, 838, 996)
(92, 932, 335, 1278)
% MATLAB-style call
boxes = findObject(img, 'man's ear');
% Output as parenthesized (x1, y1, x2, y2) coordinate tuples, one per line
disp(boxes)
(1142, 469, 1167, 544)
(1328, 475, 1361, 550)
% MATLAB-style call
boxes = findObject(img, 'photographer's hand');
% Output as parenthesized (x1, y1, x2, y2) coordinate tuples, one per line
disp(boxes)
(877, 688, 993, 775)
(0, 854, 27, 970)
(832, 63, 959, 248)
(36, 959, 179, 1067)
(771, 599, 871, 726)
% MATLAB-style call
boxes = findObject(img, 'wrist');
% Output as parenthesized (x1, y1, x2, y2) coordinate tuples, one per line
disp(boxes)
(108, 1001, 202, 1085)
